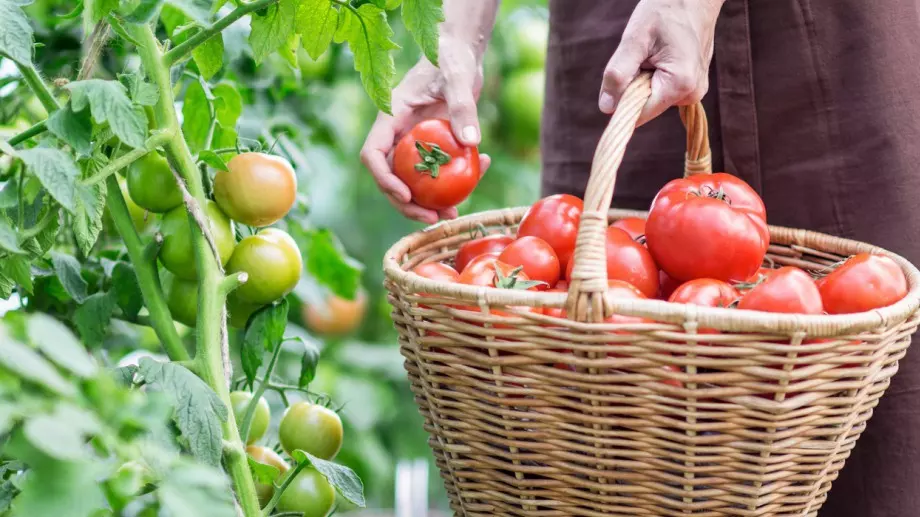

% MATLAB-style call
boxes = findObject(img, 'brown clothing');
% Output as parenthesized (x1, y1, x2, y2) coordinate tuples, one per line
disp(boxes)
(542, 0, 920, 515)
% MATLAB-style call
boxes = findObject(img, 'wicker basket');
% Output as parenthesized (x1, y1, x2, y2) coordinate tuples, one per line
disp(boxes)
(383, 73, 920, 516)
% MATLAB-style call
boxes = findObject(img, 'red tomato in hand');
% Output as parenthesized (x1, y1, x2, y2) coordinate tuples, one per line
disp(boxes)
(498, 236, 560, 288)
(817, 253, 908, 314)
(393, 119, 480, 210)
(737, 267, 823, 314)
(669, 279, 740, 308)
(517, 194, 583, 270)
(646, 173, 769, 283)
(454, 234, 514, 272)
(566, 227, 659, 298)
(611, 217, 647, 242)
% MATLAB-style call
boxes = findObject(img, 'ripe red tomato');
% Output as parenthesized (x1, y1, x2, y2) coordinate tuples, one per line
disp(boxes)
(817, 253, 908, 314)
(393, 119, 480, 210)
(498, 236, 560, 289)
(658, 364, 683, 388)
(555, 280, 568, 290)
(611, 217, 646, 242)
(658, 270, 681, 300)
(454, 234, 514, 272)
(737, 267, 823, 314)
(214, 152, 297, 227)
(669, 279, 740, 308)
(646, 173, 769, 283)
(412, 262, 460, 283)
(517, 194, 583, 270)
(566, 227, 659, 298)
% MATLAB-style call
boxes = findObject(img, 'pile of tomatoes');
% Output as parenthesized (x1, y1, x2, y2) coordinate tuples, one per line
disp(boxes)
(122, 151, 303, 328)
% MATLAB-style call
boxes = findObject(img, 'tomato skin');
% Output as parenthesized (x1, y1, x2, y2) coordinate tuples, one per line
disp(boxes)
(669, 279, 740, 308)
(454, 234, 514, 272)
(214, 153, 297, 227)
(498, 236, 560, 289)
(163, 272, 198, 327)
(611, 217, 647, 242)
(246, 445, 289, 506)
(411, 262, 460, 283)
(127, 152, 183, 213)
(737, 267, 824, 314)
(658, 270, 681, 300)
(517, 194, 584, 270)
(545, 280, 648, 324)
(277, 468, 336, 517)
(659, 364, 683, 388)
(229, 391, 271, 445)
(279, 402, 344, 460)
(817, 253, 908, 314)
(302, 289, 367, 336)
(646, 174, 768, 283)
(159, 200, 236, 280)
(117, 178, 153, 232)
(227, 294, 264, 329)
(566, 227, 659, 298)
(227, 228, 302, 305)
(458, 256, 520, 287)
(393, 119, 480, 210)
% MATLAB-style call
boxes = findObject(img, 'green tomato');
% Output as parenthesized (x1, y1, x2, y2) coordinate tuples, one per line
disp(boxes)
(230, 391, 271, 445)
(500, 69, 545, 148)
(277, 468, 335, 517)
(506, 15, 548, 71)
(127, 152, 183, 213)
(227, 293, 264, 330)
(226, 228, 302, 305)
(163, 271, 198, 327)
(279, 402, 343, 461)
(117, 178, 153, 233)
(246, 445, 289, 506)
(159, 200, 236, 280)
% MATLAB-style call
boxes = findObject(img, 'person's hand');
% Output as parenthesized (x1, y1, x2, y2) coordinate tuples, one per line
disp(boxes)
(599, 0, 725, 125)
(361, 38, 491, 224)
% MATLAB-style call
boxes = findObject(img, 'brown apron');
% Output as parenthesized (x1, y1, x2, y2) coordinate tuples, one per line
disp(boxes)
(542, 0, 920, 515)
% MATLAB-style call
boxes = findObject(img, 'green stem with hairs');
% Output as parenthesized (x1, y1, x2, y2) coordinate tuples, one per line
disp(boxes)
(7, 121, 47, 146)
(15, 63, 60, 113)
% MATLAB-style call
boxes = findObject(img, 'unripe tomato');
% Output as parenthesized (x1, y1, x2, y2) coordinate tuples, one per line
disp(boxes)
(226, 228, 302, 305)
(246, 445, 289, 506)
(817, 253, 908, 314)
(229, 391, 270, 445)
(500, 69, 544, 147)
(214, 153, 297, 227)
(163, 272, 198, 327)
(498, 236, 560, 288)
(506, 14, 548, 70)
(127, 152, 183, 213)
(302, 289, 367, 336)
(116, 178, 153, 232)
(159, 200, 236, 280)
(454, 234, 514, 272)
(517, 194, 583, 271)
(393, 119, 481, 211)
(279, 402, 344, 460)
(277, 468, 335, 517)
(227, 294, 264, 329)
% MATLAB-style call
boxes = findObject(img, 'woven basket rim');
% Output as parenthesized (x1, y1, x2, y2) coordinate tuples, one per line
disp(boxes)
(383, 207, 920, 336)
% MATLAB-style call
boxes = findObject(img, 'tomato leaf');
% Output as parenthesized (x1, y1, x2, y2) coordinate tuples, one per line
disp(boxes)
(17, 147, 79, 213)
(66, 80, 148, 148)
(88, 0, 119, 24)
(212, 82, 242, 127)
(0, 217, 23, 255)
(160, 4, 188, 36)
(47, 106, 93, 157)
(197, 150, 228, 171)
(241, 300, 289, 385)
(26, 313, 98, 378)
(402, 0, 442, 66)
(0, 326, 76, 397)
(301, 228, 363, 300)
(136, 358, 229, 466)
(286, 335, 319, 387)
(291, 451, 366, 508)
(11, 456, 105, 517)
(0, 256, 32, 295)
(165, 0, 212, 24)
(20, 205, 60, 259)
(249, 0, 297, 64)
(247, 456, 281, 484)
(119, 73, 160, 106)
(157, 460, 237, 517)
(124, 0, 167, 23)
(341, 4, 399, 114)
(23, 403, 102, 461)
(296, 0, 339, 60)
(73, 291, 117, 347)
(73, 179, 106, 257)
(0, 0, 34, 65)
(111, 262, 144, 321)
(193, 32, 224, 80)
(51, 252, 88, 303)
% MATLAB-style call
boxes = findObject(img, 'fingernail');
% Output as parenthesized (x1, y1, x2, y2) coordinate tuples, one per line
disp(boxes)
(462, 126, 479, 145)
(599, 92, 615, 113)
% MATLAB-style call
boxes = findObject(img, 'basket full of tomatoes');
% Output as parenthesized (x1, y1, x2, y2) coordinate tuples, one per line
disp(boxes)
(382, 73, 920, 516)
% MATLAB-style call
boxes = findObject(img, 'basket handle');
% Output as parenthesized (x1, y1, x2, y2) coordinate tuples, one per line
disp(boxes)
(565, 72, 712, 321)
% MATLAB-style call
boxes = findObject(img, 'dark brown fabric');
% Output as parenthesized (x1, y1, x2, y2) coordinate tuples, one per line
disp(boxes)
(542, 0, 920, 515)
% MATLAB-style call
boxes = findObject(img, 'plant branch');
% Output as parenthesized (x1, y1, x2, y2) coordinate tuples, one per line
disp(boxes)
(261, 460, 308, 516)
(82, 131, 173, 186)
(15, 63, 60, 113)
(238, 336, 284, 443)
(18, 208, 55, 241)
(7, 121, 47, 146)
(163, 0, 279, 65)
(219, 272, 249, 296)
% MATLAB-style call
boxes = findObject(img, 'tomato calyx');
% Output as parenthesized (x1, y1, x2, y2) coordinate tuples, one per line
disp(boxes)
(469, 223, 490, 239)
(493, 264, 546, 290)
(414, 141, 453, 177)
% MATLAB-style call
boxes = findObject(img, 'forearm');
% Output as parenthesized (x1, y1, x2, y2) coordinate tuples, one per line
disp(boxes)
(442, 0, 500, 60)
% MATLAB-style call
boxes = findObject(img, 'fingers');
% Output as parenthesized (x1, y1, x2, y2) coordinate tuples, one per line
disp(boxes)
(361, 113, 412, 204)
(599, 35, 648, 114)
(386, 194, 440, 224)
(636, 67, 708, 127)
(442, 62, 481, 146)
(478, 152, 491, 179)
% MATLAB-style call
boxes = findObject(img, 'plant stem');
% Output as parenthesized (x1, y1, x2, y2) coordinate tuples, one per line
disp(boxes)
(238, 334, 284, 442)
(163, 0, 279, 65)
(8, 121, 47, 146)
(104, 174, 190, 362)
(261, 461, 308, 516)
(18, 208, 55, 241)
(15, 63, 60, 113)
(129, 23, 262, 517)
(82, 131, 172, 186)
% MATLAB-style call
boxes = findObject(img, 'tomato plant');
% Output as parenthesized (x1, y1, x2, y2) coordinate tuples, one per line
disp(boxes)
(160, 200, 236, 280)
(817, 253, 908, 314)
(517, 194, 584, 270)
(127, 151, 183, 214)
(227, 228, 303, 305)
(279, 402, 345, 461)
(393, 119, 481, 210)
(246, 445, 290, 506)
(454, 233, 514, 272)
(737, 267, 824, 314)
(214, 152, 297, 227)
(276, 468, 336, 517)
(230, 391, 271, 445)
(498, 235, 560, 288)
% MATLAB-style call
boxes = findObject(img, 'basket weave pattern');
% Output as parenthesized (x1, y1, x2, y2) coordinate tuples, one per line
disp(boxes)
(383, 74, 920, 516)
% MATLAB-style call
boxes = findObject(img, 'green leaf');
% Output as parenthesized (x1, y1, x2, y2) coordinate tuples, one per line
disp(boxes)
(303, 228, 363, 300)
(17, 148, 79, 213)
(342, 4, 399, 114)
(124, 0, 167, 23)
(292, 336, 319, 387)
(181, 79, 210, 154)
(73, 291, 117, 347)
(0, 0, 34, 64)
(212, 125, 237, 149)
(160, 4, 188, 36)
(111, 262, 144, 320)
(0, 326, 76, 397)
(240, 300, 288, 385)
(50, 252, 88, 303)
(23, 403, 102, 461)
(212, 83, 242, 127)
(20, 206, 60, 259)
(0, 218, 23, 254)
(247, 456, 280, 485)
(65, 80, 148, 148)
(0, 183, 17, 209)
(136, 358, 228, 466)
(47, 106, 93, 157)
(26, 313, 98, 378)
(157, 460, 237, 517)
(197, 150, 227, 171)
(11, 456, 105, 517)
(279, 33, 300, 69)
(0, 480, 15, 512)
(165, 0, 212, 24)
(291, 451, 366, 507)
(0, 256, 32, 295)
(119, 74, 160, 106)
(249, 0, 297, 64)
(402, 0, 442, 66)
(296, 0, 338, 60)
(73, 181, 106, 256)
(88, 0, 119, 23)
(193, 34, 224, 81)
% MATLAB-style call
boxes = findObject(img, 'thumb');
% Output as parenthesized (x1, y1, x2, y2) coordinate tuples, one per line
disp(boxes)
(599, 36, 647, 114)
(443, 71, 481, 146)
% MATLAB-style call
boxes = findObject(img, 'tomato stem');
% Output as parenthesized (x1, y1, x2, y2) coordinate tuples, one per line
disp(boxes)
(239, 331, 284, 443)
(261, 460, 309, 516)
(413, 140, 452, 178)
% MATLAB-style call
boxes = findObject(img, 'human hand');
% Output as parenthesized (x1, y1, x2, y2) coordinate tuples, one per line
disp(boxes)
(361, 38, 491, 224)
(598, 0, 725, 125)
